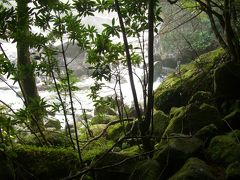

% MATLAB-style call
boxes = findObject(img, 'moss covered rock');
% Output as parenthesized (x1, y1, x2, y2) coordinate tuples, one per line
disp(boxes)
(82, 137, 114, 162)
(129, 160, 161, 180)
(11, 145, 79, 179)
(163, 103, 221, 137)
(107, 123, 125, 142)
(22, 131, 72, 147)
(154, 135, 203, 179)
(208, 130, 240, 166)
(152, 110, 170, 141)
(226, 161, 240, 180)
(154, 48, 224, 113)
(188, 91, 214, 105)
(169, 157, 216, 180)
(194, 124, 218, 146)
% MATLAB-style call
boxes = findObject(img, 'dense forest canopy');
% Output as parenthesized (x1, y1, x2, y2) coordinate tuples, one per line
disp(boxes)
(0, 0, 240, 179)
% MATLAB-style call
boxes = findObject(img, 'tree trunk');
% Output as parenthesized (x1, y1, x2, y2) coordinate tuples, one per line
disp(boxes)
(16, 0, 43, 131)
(224, 0, 240, 62)
(140, 0, 155, 152)
(115, 0, 142, 122)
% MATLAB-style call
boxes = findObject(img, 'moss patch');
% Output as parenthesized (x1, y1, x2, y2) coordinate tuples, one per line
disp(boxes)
(81, 137, 114, 162)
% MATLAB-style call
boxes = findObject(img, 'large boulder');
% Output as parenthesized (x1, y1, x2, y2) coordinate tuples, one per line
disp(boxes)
(154, 48, 224, 113)
(208, 130, 240, 166)
(162, 103, 221, 137)
(169, 157, 216, 180)
(154, 135, 203, 179)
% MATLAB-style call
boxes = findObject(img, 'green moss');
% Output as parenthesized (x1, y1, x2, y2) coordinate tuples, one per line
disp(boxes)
(188, 91, 214, 105)
(21, 131, 72, 147)
(169, 157, 216, 180)
(120, 145, 140, 156)
(154, 48, 224, 113)
(82, 137, 114, 162)
(163, 103, 221, 137)
(88, 124, 106, 137)
(170, 106, 185, 119)
(12, 145, 79, 179)
(194, 124, 218, 145)
(226, 161, 240, 180)
(208, 130, 240, 166)
(107, 123, 125, 142)
(91, 114, 118, 125)
(129, 160, 161, 180)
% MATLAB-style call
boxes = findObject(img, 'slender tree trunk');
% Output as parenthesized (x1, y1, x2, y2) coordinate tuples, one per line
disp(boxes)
(115, 0, 142, 122)
(16, 0, 44, 132)
(57, 11, 82, 163)
(140, 0, 155, 152)
(48, 57, 76, 149)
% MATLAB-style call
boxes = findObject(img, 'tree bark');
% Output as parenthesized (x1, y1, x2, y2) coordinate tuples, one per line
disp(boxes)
(16, 0, 43, 131)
